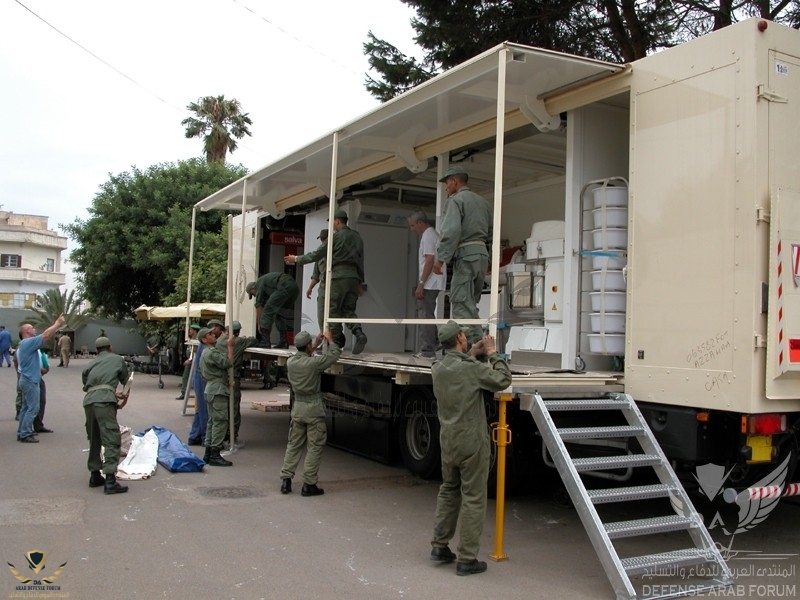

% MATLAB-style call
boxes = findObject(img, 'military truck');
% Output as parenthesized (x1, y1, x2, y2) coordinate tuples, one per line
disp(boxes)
(194, 18, 800, 491)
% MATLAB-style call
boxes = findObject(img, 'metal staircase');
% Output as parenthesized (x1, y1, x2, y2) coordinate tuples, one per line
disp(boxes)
(528, 392, 733, 600)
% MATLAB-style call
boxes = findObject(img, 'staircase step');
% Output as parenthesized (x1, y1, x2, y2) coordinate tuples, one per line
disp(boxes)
(587, 483, 676, 504)
(558, 425, 644, 440)
(605, 514, 695, 539)
(572, 453, 661, 471)
(621, 548, 718, 576)
(544, 398, 631, 411)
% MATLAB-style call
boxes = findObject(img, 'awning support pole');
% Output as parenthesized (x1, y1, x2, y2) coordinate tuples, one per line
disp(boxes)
(488, 49, 508, 339)
(322, 132, 340, 338)
(185, 206, 198, 337)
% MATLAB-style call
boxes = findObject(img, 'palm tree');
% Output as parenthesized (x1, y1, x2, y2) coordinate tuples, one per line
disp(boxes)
(29, 289, 94, 340)
(182, 95, 253, 163)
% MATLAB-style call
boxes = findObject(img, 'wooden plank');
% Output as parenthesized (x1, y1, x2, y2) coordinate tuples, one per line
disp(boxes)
(250, 399, 290, 412)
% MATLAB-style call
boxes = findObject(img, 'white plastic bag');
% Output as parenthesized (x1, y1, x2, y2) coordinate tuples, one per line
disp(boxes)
(116, 429, 159, 480)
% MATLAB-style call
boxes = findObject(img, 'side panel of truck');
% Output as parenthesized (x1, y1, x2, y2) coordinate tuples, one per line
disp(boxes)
(625, 24, 800, 414)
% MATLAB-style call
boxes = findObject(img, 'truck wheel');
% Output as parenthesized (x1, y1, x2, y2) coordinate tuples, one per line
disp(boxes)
(398, 393, 441, 479)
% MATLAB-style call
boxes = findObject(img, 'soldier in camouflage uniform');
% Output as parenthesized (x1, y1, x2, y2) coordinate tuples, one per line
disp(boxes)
(246, 272, 299, 349)
(429, 320, 512, 576)
(215, 321, 258, 447)
(82, 336, 130, 494)
(279, 329, 341, 496)
(199, 327, 235, 466)
(433, 166, 492, 343)
(285, 211, 368, 354)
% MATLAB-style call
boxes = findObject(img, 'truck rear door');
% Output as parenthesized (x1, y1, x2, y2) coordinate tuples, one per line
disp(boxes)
(766, 49, 800, 399)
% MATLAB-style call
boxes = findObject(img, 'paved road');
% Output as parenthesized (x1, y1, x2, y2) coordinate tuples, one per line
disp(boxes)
(0, 358, 797, 599)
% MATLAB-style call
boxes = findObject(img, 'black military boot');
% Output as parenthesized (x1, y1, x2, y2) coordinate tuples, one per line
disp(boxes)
(334, 333, 346, 349)
(274, 333, 289, 349)
(301, 483, 325, 497)
(89, 471, 105, 488)
(203, 446, 212, 463)
(207, 448, 232, 467)
(280, 478, 292, 494)
(352, 328, 368, 355)
(456, 559, 487, 576)
(104, 474, 129, 495)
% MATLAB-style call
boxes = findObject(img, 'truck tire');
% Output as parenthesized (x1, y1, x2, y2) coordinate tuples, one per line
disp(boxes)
(398, 392, 441, 479)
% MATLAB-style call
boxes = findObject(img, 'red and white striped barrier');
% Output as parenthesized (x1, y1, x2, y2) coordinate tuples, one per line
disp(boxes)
(723, 482, 800, 503)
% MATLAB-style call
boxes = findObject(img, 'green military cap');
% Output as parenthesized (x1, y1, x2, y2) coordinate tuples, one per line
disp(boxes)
(318, 228, 328, 240)
(294, 331, 312, 348)
(207, 319, 224, 328)
(438, 165, 468, 182)
(95, 336, 112, 349)
(196, 327, 213, 341)
(232, 321, 242, 332)
(189, 324, 201, 331)
(333, 209, 348, 221)
(437, 320, 469, 343)
(246, 281, 256, 298)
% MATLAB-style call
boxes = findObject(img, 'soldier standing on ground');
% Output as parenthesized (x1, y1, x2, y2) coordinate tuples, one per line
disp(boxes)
(215, 321, 257, 448)
(199, 327, 235, 466)
(81, 336, 130, 494)
(58, 332, 72, 368)
(433, 166, 492, 343)
(279, 328, 341, 496)
(429, 320, 512, 576)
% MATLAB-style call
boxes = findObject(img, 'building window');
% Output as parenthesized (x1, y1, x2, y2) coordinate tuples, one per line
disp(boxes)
(44, 258, 55, 272)
(1, 254, 21, 268)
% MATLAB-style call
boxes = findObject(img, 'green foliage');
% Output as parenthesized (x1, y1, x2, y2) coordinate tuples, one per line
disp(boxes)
(162, 225, 229, 306)
(364, 32, 435, 102)
(365, 0, 800, 100)
(30, 289, 93, 332)
(182, 95, 253, 163)
(63, 158, 247, 320)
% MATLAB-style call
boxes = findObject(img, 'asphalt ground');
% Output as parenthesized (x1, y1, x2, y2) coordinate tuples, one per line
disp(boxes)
(0, 358, 798, 600)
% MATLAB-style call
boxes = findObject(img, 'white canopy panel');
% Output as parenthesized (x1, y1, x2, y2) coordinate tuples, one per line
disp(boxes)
(195, 42, 624, 215)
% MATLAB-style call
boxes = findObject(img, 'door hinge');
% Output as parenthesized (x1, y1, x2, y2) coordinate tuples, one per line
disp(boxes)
(757, 84, 788, 103)
(754, 333, 767, 349)
(756, 206, 771, 224)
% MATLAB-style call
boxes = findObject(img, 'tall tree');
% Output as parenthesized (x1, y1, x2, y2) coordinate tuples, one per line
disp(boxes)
(365, 0, 799, 101)
(182, 95, 253, 163)
(63, 158, 247, 320)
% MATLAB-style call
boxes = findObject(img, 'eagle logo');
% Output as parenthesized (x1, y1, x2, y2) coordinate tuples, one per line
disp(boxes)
(7, 551, 67, 584)
(694, 454, 790, 536)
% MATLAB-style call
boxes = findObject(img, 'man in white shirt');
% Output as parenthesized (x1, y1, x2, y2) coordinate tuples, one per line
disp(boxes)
(408, 211, 446, 359)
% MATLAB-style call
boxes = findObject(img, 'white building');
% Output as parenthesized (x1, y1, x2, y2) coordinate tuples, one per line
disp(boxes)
(0, 211, 66, 308)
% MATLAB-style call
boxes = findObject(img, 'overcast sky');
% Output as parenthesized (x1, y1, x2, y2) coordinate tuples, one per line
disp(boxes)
(0, 0, 419, 284)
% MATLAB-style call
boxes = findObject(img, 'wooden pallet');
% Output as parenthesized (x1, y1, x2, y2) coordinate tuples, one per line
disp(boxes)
(250, 399, 290, 412)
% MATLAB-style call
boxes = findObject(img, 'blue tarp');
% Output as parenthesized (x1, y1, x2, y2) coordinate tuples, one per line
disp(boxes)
(137, 425, 205, 472)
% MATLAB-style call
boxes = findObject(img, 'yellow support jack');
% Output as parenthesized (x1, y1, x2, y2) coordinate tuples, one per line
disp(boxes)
(489, 392, 512, 562)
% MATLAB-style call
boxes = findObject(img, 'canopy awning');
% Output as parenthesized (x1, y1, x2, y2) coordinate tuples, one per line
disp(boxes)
(134, 302, 226, 321)
(194, 42, 625, 216)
